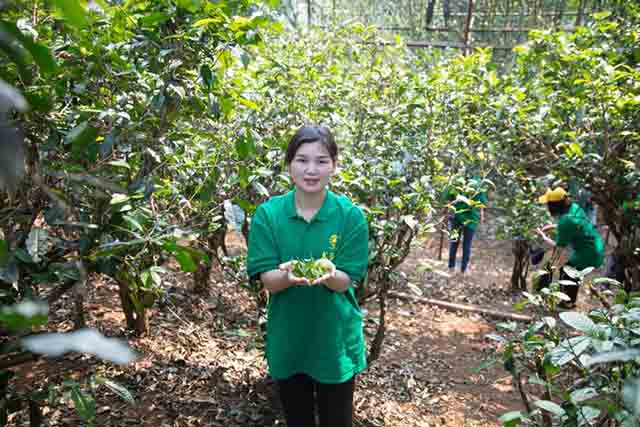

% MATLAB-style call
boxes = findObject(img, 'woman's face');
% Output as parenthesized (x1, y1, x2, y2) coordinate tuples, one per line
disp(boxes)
(288, 141, 336, 194)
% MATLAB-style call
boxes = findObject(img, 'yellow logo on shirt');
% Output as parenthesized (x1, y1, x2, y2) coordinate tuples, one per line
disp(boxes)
(322, 234, 339, 261)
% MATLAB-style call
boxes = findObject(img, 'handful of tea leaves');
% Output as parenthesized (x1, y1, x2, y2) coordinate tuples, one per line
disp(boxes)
(291, 258, 332, 281)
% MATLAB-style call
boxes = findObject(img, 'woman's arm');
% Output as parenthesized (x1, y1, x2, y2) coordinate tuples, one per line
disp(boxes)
(319, 270, 352, 293)
(260, 269, 296, 294)
(261, 261, 315, 294)
(536, 228, 556, 247)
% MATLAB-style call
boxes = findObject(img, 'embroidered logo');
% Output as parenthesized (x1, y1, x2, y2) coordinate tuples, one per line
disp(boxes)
(329, 234, 338, 249)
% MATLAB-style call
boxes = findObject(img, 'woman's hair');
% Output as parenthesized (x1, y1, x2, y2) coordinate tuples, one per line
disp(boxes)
(285, 125, 338, 164)
(547, 197, 572, 217)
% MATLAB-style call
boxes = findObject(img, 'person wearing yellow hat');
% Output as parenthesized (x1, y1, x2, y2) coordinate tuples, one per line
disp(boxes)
(535, 187, 605, 308)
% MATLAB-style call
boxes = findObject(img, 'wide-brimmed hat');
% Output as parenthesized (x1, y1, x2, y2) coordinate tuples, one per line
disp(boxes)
(538, 187, 568, 204)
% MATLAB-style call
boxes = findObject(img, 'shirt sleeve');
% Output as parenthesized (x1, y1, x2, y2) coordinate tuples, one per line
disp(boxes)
(555, 216, 574, 248)
(246, 205, 280, 280)
(333, 206, 369, 283)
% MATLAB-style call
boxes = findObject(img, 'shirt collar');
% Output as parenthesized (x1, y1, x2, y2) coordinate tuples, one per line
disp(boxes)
(285, 189, 336, 222)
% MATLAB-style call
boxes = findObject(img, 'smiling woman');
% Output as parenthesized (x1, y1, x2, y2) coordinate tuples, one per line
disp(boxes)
(247, 124, 369, 427)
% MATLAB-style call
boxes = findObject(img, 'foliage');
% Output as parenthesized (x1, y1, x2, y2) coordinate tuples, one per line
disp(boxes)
(494, 175, 551, 290)
(0, 0, 277, 423)
(291, 258, 332, 281)
(491, 269, 640, 427)
(488, 7, 640, 288)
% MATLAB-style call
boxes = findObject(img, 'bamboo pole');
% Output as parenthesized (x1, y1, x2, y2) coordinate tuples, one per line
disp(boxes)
(389, 291, 534, 322)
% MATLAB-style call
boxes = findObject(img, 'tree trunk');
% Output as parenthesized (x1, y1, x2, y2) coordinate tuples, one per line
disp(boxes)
(72, 261, 87, 330)
(118, 278, 148, 335)
(366, 283, 388, 365)
(193, 228, 226, 294)
(511, 240, 530, 292)
(73, 289, 85, 330)
(134, 309, 149, 336)
(425, 0, 436, 27)
(463, 0, 475, 55)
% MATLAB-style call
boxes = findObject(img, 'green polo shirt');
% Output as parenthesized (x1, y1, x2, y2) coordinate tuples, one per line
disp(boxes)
(556, 203, 605, 270)
(246, 190, 369, 384)
(443, 177, 488, 231)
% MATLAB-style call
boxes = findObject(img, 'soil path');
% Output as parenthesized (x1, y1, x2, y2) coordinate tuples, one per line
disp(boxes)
(359, 237, 524, 427)
(9, 235, 527, 427)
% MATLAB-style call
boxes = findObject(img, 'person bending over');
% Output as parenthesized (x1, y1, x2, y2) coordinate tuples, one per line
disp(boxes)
(536, 187, 604, 308)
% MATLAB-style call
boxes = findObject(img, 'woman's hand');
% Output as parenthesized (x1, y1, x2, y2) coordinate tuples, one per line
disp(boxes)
(311, 258, 337, 285)
(540, 223, 556, 232)
(536, 227, 556, 247)
(279, 261, 311, 286)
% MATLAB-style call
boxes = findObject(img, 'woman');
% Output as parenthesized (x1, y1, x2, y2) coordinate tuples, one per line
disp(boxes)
(246, 125, 369, 427)
(536, 187, 605, 308)
(444, 176, 487, 277)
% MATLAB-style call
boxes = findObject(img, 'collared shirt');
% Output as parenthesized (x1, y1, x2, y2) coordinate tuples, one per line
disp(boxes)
(246, 190, 369, 383)
(443, 177, 488, 230)
(556, 203, 605, 270)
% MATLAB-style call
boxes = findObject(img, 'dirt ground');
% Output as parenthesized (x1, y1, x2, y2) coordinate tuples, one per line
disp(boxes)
(8, 232, 557, 427)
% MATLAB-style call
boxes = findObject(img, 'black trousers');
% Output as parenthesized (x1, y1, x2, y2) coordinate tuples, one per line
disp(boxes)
(537, 264, 579, 304)
(277, 373, 355, 427)
(559, 265, 580, 304)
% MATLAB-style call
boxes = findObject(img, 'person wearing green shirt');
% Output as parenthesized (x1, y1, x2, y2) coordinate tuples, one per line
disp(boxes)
(444, 176, 488, 276)
(536, 187, 605, 308)
(246, 125, 369, 427)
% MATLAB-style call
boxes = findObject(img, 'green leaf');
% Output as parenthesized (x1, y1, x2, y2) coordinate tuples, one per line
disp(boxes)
(534, 400, 566, 416)
(570, 387, 598, 404)
(559, 311, 597, 334)
(548, 336, 591, 366)
(0, 22, 57, 75)
(123, 215, 144, 233)
(140, 12, 170, 27)
(69, 385, 96, 421)
(95, 377, 135, 404)
(110, 193, 130, 205)
(200, 64, 216, 90)
(623, 378, 640, 415)
(238, 97, 259, 110)
(499, 411, 523, 427)
(174, 250, 197, 273)
(193, 17, 223, 28)
(235, 131, 255, 160)
(163, 243, 208, 273)
(107, 160, 131, 170)
(51, 0, 88, 29)
(584, 349, 640, 367)
(252, 181, 270, 198)
(65, 122, 99, 161)
(176, 0, 201, 13)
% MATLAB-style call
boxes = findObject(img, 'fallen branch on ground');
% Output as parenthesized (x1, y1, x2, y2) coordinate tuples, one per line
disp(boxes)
(388, 291, 534, 322)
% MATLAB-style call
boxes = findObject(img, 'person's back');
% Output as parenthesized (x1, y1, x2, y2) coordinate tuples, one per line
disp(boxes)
(556, 202, 604, 270)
